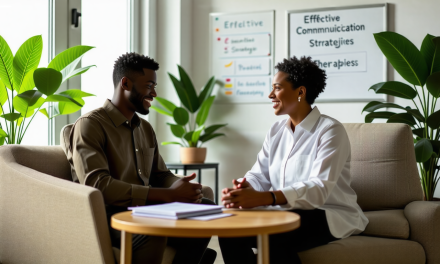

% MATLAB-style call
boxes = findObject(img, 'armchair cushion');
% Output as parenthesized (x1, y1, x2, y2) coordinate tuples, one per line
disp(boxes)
(298, 236, 425, 264)
(362, 209, 409, 239)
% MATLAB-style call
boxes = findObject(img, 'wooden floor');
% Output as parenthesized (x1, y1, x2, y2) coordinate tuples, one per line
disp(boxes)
(207, 236, 224, 264)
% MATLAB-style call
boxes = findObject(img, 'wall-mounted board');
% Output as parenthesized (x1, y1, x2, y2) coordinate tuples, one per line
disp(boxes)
(210, 11, 274, 103)
(288, 4, 387, 102)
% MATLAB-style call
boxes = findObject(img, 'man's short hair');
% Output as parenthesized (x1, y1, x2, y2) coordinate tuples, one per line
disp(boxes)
(112, 52, 159, 88)
(275, 56, 326, 104)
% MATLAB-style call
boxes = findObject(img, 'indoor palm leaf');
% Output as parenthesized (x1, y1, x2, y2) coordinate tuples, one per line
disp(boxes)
(151, 65, 226, 147)
(0, 34, 95, 144)
(364, 32, 440, 200)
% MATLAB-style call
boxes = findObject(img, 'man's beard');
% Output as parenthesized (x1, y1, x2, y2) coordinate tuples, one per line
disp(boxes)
(128, 83, 149, 115)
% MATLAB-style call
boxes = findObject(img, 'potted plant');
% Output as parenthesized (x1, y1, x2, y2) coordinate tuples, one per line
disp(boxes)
(0, 34, 95, 144)
(362, 31, 440, 200)
(151, 65, 226, 164)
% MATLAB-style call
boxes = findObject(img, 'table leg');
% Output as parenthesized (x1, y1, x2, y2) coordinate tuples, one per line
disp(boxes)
(198, 169, 201, 183)
(257, 234, 269, 264)
(175, 169, 178, 174)
(184, 168, 187, 176)
(120, 230, 132, 264)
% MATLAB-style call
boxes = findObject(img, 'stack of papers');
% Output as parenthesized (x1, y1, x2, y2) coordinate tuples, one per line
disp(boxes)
(128, 202, 231, 220)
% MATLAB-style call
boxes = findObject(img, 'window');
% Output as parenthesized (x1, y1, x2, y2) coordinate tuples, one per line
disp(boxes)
(0, 0, 49, 145)
(0, 0, 139, 145)
(81, 0, 130, 114)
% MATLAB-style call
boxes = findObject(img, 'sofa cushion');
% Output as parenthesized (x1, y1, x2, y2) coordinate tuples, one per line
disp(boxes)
(343, 124, 423, 211)
(362, 209, 409, 239)
(298, 236, 425, 264)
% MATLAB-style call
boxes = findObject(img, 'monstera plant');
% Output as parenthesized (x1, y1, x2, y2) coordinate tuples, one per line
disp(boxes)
(363, 32, 440, 200)
(0, 34, 95, 145)
(151, 65, 226, 163)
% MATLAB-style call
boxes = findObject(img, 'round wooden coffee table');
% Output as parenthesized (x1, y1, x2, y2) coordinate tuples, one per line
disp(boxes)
(112, 210, 300, 264)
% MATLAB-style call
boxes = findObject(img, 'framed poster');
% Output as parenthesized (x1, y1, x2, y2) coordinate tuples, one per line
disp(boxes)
(288, 4, 387, 102)
(209, 11, 275, 103)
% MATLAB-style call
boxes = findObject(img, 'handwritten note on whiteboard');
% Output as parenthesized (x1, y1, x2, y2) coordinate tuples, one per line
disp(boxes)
(210, 11, 274, 103)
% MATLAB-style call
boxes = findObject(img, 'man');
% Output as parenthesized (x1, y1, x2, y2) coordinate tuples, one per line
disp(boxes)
(67, 52, 215, 264)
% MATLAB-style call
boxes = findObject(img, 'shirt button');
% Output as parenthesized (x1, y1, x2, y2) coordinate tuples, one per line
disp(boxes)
(136, 149, 138, 152)
(138, 169, 141, 174)
(126, 121, 129, 124)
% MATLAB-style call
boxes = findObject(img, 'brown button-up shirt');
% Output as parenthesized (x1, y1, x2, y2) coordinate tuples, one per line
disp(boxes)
(67, 99, 178, 207)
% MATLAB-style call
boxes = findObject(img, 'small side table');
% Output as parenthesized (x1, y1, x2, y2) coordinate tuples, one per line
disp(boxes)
(166, 163, 219, 203)
(112, 210, 300, 264)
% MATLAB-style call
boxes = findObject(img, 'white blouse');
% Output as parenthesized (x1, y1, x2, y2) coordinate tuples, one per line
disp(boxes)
(244, 107, 368, 239)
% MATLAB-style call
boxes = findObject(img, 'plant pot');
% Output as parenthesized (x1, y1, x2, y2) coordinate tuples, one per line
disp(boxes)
(180, 147, 207, 164)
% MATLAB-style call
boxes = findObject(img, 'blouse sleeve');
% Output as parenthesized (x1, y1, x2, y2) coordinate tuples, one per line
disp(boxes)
(280, 123, 350, 209)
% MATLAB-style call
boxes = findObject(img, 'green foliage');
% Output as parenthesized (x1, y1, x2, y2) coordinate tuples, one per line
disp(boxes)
(374, 32, 428, 86)
(161, 141, 183, 146)
(151, 65, 227, 147)
(13, 35, 42, 92)
(369, 81, 417, 99)
(33, 68, 63, 96)
(0, 36, 14, 89)
(0, 35, 95, 145)
(365, 32, 440, 200)
(196, 96, 215, 126)
(173, 107, 189, 126)
(168, 123, 185, 138)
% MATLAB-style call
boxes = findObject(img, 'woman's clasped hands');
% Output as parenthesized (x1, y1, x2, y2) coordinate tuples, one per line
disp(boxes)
(221, 178, 270, 209)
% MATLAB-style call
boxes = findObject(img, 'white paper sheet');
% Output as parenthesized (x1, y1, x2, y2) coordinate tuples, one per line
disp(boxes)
(187, 213, 233, 221)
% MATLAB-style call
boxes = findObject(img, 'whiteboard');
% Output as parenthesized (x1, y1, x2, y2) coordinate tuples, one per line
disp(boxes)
(287, 4, 387, 102)
(209, 11, 275, 103)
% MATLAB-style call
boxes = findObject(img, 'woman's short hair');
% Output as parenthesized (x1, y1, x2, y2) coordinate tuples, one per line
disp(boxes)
(275, 56, 326, 104)
(112, 52, 159, 88)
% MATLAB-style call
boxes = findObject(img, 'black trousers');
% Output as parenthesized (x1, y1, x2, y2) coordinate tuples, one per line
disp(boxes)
(219, 209, 338, 264)
(107, 198, 215, 264)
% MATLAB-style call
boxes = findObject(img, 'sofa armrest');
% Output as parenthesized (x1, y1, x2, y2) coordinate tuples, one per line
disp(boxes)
(404, 201, 440, 264)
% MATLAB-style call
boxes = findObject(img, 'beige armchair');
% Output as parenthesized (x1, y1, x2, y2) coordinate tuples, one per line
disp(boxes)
(0, 143, 214, 264)
(298, 123, 440, 264)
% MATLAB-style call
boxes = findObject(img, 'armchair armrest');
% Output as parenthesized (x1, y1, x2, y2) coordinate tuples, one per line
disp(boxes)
(404, 201, 440, 264)
(0, 147, 115, 264)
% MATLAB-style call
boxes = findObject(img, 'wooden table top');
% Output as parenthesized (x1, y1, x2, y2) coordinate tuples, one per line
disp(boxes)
(111, 210, 300, 238)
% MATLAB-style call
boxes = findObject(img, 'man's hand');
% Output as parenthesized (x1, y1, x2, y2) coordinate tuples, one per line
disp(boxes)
(169, 173, 203, 203)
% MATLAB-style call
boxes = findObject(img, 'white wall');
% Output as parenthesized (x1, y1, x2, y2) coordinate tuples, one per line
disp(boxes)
(152, 0, 440, 200)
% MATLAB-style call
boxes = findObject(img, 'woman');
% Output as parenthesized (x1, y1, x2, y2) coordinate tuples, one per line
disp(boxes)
(219, 56, 368, 264)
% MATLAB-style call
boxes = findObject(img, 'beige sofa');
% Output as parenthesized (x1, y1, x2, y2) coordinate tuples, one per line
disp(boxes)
(0, 123, 439, 264)
(0, 144, 214, 264)
(298, 123, 439, 264)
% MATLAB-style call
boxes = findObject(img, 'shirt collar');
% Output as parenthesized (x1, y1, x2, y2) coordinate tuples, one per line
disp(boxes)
(298, 106, 321, 132)
(103, 99, 141, 127)
(286, 106, 321, 132)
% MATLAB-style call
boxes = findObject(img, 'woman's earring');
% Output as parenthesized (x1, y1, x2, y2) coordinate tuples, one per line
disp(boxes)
(298, 97, 301, 102)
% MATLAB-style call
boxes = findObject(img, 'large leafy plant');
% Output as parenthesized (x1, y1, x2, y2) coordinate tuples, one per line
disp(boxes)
(151, 65, 226, 147)
(363, 32, 440, 200)
(0, 35, 95, 144)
